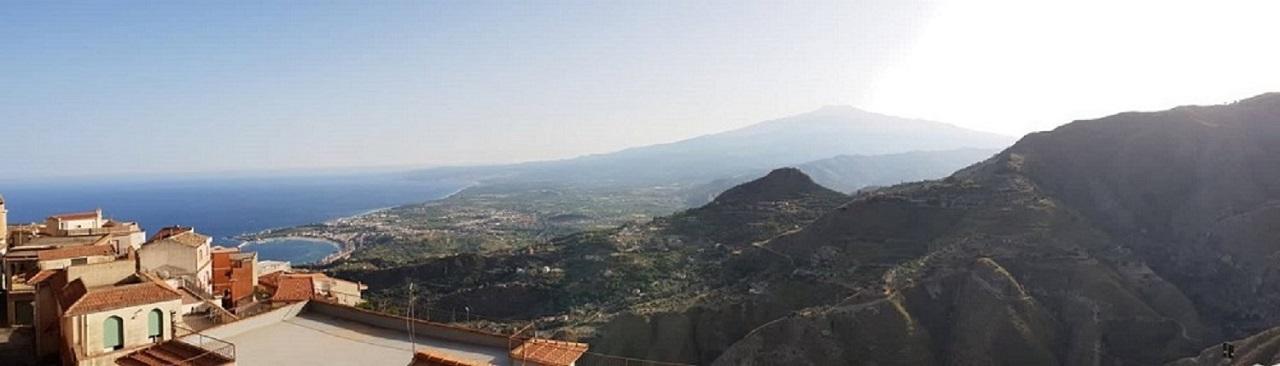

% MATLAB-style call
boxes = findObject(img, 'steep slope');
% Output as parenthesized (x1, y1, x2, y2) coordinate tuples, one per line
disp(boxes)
(716, 94, 1280, 365)
(408, 106, 1012, 187)
(1007, 93, 1280, 337)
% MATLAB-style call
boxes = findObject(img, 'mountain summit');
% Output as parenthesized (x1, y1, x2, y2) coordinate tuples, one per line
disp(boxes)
(409, 107, 1013, 187)
(669, 168, 846, 247)
(708, 167, 841, 206)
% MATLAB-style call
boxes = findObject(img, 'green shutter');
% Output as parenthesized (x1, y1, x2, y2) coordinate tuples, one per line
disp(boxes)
(148, 309, 163, 338)
(103, 316, 123, 350)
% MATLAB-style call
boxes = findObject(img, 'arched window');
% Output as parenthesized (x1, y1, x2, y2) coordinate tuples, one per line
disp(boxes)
(103, 316, 124, 351)
(147, 309, 164, 341)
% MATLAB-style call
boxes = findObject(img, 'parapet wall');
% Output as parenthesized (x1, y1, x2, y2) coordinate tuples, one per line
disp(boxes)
(190, 300, 307, 340)
(303, 300, 513, 349)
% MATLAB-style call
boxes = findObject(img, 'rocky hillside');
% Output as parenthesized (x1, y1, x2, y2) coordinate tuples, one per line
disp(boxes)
(714, 93, 1280, 365)
(334, 94, 1280, 365)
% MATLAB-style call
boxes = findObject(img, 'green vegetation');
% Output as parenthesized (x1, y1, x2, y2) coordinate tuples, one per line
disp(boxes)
(258, 181, 692, 269)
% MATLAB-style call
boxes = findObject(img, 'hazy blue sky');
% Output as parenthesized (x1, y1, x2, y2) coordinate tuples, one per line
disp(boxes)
(3, 1, 1278, 178)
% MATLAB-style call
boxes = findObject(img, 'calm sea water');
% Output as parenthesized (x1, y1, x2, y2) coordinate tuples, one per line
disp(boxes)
(1, 172, 460, 264)
(239, 237, 343, 264)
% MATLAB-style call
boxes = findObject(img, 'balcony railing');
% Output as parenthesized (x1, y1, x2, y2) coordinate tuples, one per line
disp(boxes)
(175, 325, 236, 363)
(180, 277, 214, 301)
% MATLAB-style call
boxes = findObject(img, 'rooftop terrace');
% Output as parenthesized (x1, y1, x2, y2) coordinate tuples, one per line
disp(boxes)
(189, 300, 585, 366)
(226, 312, 505, 365)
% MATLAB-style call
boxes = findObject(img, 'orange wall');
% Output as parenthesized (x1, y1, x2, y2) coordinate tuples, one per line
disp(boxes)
(211, 252, 254, 303)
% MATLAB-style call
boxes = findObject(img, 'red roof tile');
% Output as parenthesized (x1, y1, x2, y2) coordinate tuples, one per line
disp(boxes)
(116, 339, 235, 366)
(37, 244, 116, 261)
(258, 271, 283, 288)
(150, 226, 195, 241)
(410, 351, 484, 366)
(62, 279, 184, 316)
(25, 270, 58, 285)
(510, 339, 589, 366)
(146, 227, 211, 248)
(270, 276, 314, 302)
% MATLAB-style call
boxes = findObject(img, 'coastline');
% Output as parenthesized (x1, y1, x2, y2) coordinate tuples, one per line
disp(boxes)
(237, 236, 341, 249)
(233, 182, 477, 266)
(238, 236, 347, 265)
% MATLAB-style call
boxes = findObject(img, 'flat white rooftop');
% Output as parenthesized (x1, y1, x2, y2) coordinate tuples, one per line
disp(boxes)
(224, 311, 508, 366)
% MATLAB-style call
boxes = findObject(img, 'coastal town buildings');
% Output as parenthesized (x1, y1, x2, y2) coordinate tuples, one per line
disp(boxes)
(3, 209, 145, 327)
(137, 227, 214, 296)
(40, 210, 147, 254)
(0, 194, 591, 366)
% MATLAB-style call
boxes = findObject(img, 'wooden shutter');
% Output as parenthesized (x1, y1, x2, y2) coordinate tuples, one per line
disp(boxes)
(103, 316, 123, 350)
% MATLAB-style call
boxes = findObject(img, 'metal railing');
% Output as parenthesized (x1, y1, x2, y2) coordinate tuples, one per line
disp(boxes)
(174, 325, 236, 363)
(180, 277, 214, 300)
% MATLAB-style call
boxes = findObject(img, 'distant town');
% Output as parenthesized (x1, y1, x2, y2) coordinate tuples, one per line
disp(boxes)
(0, 193, 589, 366)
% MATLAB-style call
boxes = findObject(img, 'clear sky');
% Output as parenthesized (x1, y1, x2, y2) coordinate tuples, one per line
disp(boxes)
(3, 0, 1279, 179)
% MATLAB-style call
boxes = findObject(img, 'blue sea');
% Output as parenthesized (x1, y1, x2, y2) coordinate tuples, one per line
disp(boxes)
(1, 172, 461, 264)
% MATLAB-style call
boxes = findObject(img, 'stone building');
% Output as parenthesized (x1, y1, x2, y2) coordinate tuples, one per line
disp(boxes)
(40, 210, 146, 254)
(58, 277, 184, 366)
(137, 227, 214, 296)
(3, 208, 144, 326)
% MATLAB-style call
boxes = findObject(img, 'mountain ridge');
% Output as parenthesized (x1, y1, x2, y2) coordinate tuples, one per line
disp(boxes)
(712, 93, 1280, 365)
(406, 106, 1013, 187)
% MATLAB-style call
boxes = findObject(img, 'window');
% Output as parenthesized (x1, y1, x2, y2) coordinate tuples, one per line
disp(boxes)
(103, 316, 124, 351)
(71, 258, 88, 265)
(147, 309, 164, 342)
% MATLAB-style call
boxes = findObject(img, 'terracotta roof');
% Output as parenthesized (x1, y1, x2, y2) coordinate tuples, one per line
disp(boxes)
(410, 351, 485, 366)
(270, 276, 314, 302)
(510, 339, 589, 366)
(258, 271, 283, 288)
(151, 226, 193, 241)
(62, 279, 184, 316)
(116, 339, 234, 366)
(25, 270, 59, 285)
(148, 227, 210, 248)
(49, 211, 99, 220)
(37, 244, 116, 261)
(170, 232, 211, 247)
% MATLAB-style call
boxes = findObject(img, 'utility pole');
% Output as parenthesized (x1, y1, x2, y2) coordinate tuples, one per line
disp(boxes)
(407, 282, 416, 354)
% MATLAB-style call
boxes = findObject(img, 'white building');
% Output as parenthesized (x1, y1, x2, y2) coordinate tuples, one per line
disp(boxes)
(137, 227, 213, 296)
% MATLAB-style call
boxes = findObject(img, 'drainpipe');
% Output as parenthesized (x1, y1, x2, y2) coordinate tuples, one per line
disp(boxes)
(80, 315, 87, 358)
(170, 310, 178, 340)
